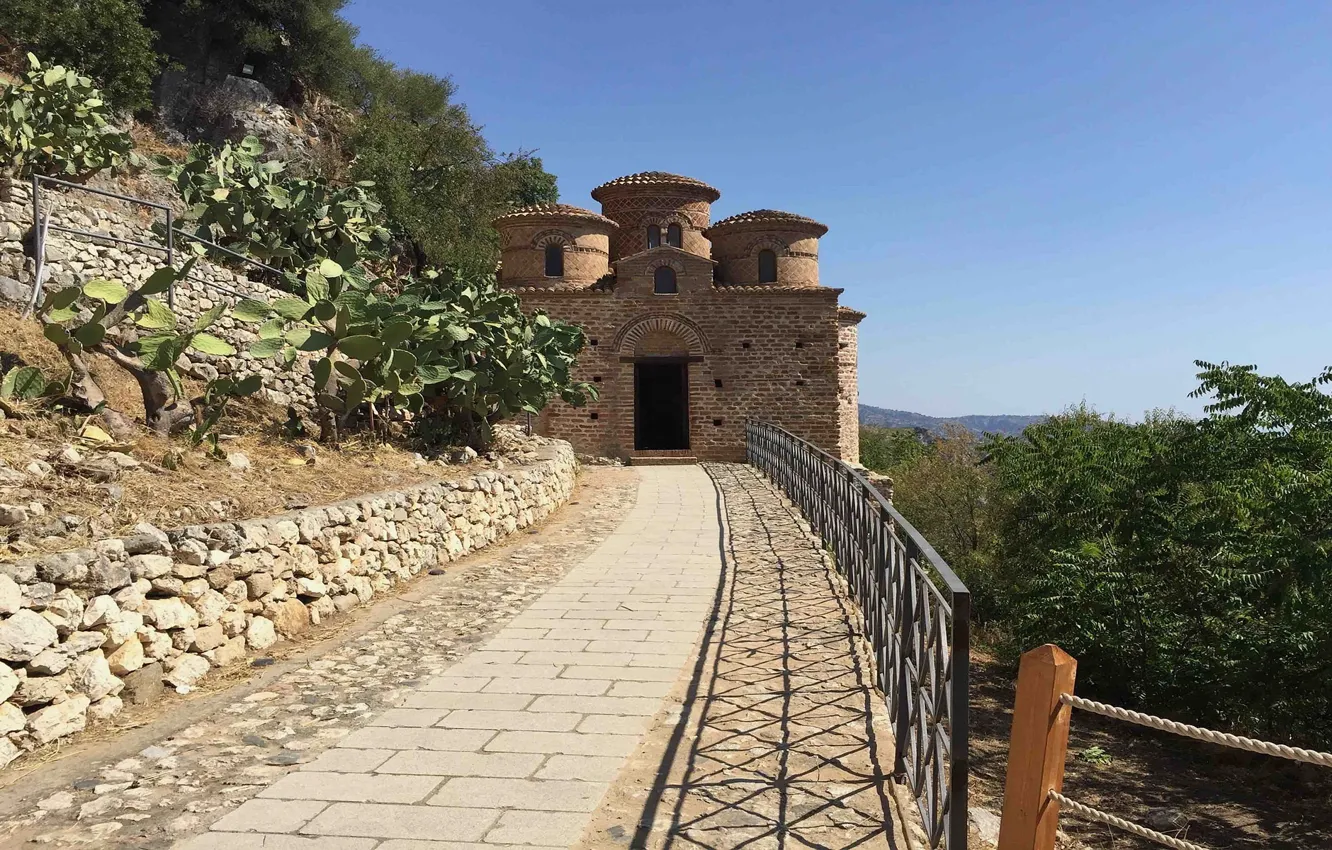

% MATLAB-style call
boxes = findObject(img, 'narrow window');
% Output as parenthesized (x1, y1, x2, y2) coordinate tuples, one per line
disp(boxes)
(757, 249, 777, 283)
(653, 266, 678, 294)
(544, 243, 564, 277)
(647, 225, 661, 249)
(666, 223, 682, 248)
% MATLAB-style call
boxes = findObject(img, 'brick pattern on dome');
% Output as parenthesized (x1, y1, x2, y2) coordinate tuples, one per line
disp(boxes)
(492, 203, 618, 228)
(591, 172, 721, 202)
(707, 209, 829, 236)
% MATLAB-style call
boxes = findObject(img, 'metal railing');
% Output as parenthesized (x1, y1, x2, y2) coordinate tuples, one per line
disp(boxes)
(25, 174, 283, 316)
(745, 419, 971, 850)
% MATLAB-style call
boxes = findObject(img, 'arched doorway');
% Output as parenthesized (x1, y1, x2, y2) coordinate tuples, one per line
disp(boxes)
(614, 315, 711, 453)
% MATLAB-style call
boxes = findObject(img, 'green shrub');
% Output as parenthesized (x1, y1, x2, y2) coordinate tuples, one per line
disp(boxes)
(157, 135, 391, 271)
(239, 262, 595, 448)
(0, 54, 137, 178)
(0, 0, 160, 111)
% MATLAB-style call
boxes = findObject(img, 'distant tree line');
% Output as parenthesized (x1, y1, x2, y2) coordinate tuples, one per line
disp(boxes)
(0, 0, 558, 277)
(861, 361, 1332, 748)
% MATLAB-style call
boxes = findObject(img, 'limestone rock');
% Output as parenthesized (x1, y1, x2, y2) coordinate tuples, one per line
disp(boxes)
(0, 738, 18, 769)
(0, 503, 29, 525)
(0, 574, 21, 615)
(38, 549, 93, 584)
(143, 598, 198, 631)
(71, 651, 123, 701)
(84, 556, 131, 594)
(127, 554, 172, 580)
(245, 616, 277, 650)
(27, 694, 90, 744)
(205, 635, 246, 667)
(149, 576, 184, 596)
(0, 701, 24, 733)
(121, 662, 164, 706)
(267, 598, 308, 637)
(27, 647, 69, 675)
(191, 624, 225, 652)
(88, 694, 123, 722)
(244, 572, 273, 599)
(61, 631, 107, 654)
(173, 540, 208, 566)
(165, 653, 209, 689)
(0, 609, 59, 661)
(192, 589, 228, 625)
(106, 636, 145, 675)
(105, 610, 143, 646)
(122, 523, 169, 555)
(14, 673, 69, 706)
(81, 595, 120, 629)
(0, 660, 16, 702)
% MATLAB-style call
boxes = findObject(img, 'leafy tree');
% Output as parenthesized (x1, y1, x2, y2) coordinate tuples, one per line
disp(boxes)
(0, 55, 138, 178)
(859, 426, 932, 474)
(347, 65, 558, 274)
(0, 0, 161, 111)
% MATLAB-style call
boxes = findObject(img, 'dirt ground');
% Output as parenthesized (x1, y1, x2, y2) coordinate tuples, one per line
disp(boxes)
(0, 308, 470, 556)
(967, 649, 1332, 849)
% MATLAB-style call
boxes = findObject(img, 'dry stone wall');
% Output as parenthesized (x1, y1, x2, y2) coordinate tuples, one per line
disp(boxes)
(0, 178, 317, 412)
(0, 441, 577, 769)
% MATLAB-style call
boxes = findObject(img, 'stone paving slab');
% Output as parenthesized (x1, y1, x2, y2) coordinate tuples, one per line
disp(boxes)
(176, 466, 724, 849)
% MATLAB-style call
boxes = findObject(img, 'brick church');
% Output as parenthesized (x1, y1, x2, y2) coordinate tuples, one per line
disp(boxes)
(494, 171, 863, 463)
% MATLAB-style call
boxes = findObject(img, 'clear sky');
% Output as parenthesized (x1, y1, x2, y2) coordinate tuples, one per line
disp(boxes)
(343, 0, 1332, 418)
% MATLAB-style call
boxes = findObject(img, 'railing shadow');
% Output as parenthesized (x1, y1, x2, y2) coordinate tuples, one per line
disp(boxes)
(631, 463, 902, 850)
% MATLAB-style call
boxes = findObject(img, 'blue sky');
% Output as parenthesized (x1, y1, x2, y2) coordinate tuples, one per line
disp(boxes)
(344, 1, 1332, 418)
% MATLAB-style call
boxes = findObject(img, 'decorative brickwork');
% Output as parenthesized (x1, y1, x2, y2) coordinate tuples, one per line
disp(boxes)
(493, 173, 865, 461)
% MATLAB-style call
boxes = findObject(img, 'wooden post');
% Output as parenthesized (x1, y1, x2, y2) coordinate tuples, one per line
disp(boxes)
(997, 644, 1077, 850)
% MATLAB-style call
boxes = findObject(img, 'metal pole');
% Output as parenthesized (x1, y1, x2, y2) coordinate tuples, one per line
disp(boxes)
(894, 538, 918, 780)
(25, 175, 43, 318)
(949, 589, 971, 850)
(165, 208, 175, 308)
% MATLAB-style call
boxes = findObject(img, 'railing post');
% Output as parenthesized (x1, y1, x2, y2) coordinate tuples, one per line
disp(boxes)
(893, 538, 917, 779)
(165, 207, 175, 308)
(949, 587, 971, 850)
(997, 645, 1077, 850)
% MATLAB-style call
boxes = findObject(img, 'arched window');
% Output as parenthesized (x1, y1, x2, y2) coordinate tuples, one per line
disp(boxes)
(757, 249, 778, 283)
(666, 223, 682, 248)
(653, 266, 678, 294)
(647, 225, 661, 249)
(544, 243, 564, 277)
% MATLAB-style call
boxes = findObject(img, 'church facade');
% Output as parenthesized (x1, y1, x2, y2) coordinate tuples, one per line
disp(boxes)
(494, 171, 863, 463)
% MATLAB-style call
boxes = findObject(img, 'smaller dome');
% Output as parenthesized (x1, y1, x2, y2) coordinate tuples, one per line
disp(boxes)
(706, 209, 828, 237)
(591, 172, 721, 202)
(492, 203, 618, 229)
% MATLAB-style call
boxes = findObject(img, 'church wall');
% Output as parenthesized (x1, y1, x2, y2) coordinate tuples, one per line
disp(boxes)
(519, 286, 847, 461)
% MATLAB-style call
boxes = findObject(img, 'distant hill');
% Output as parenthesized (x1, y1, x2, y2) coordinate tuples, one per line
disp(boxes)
(859, 405, 1045, 437)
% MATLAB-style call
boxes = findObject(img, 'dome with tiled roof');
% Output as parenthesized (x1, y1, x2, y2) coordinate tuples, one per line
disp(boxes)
(590, 172, 721, 202)
(492, 203, 617, 229)
(706, 209, 828, 237)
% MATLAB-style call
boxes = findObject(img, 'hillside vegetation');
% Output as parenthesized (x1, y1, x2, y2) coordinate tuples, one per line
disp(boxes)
(858, 403, 1044, 436)
(861, 361, 1332, 749)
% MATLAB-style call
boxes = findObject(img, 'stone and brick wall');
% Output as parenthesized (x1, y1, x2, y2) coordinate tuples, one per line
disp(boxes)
(837, 308, 862, 463)
(0, 178, 317, 412)
(0, 441, 577, 769)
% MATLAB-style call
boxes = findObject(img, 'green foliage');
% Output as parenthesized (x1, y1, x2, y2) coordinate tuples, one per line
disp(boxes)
(884, 364, 1332, 746)
(346, 66, 558, 274)
(0, 54, 137, 178)
(190, 373, 262, 452)
(0, 365, 59, 400)
(0, 0, 161, 111)
(157, 135, 390, 271)
(241, 263, 595, 447)
(859, 426, 932, 474)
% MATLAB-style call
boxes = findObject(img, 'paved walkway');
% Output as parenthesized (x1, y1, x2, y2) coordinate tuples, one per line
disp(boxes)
(182, 466, 723, 849)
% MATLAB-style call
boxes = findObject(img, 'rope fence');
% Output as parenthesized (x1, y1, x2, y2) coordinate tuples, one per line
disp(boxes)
(1062, 693, 1332, 769)
(997, 644, 1330, 850)
(1048, 792, 1210, 850)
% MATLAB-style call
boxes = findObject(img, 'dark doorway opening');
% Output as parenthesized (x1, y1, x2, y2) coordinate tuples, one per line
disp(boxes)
(635, 361, 689, 450)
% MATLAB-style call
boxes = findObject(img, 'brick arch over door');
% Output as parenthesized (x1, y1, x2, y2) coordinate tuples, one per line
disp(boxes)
(613, 313, 712, 357)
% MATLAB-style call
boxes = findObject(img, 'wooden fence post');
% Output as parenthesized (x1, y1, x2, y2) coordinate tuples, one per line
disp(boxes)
(997, 644, 1078, 850)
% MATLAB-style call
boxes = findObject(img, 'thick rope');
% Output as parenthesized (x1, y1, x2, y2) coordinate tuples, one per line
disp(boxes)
(1061, 694, 1332, 768)
(1050, 791, 1210, 850)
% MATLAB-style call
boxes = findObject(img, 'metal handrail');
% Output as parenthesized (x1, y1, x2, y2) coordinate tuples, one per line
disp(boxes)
(746, 419, 970, 849)
(28, 175, 285, 310)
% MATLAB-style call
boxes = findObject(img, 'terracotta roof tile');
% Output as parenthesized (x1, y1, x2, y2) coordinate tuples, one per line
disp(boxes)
(706, 209, 828, 236)
(590, 172, 721, 202)
(492, 203, 617, 228)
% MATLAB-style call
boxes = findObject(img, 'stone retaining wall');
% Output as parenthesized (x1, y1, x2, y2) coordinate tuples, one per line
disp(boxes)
(0, 441, 578, 769)
(0, 177, 317, 411)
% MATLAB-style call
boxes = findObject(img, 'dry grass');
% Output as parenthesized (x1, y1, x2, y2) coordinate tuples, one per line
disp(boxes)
(0, 309, 445, 554)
